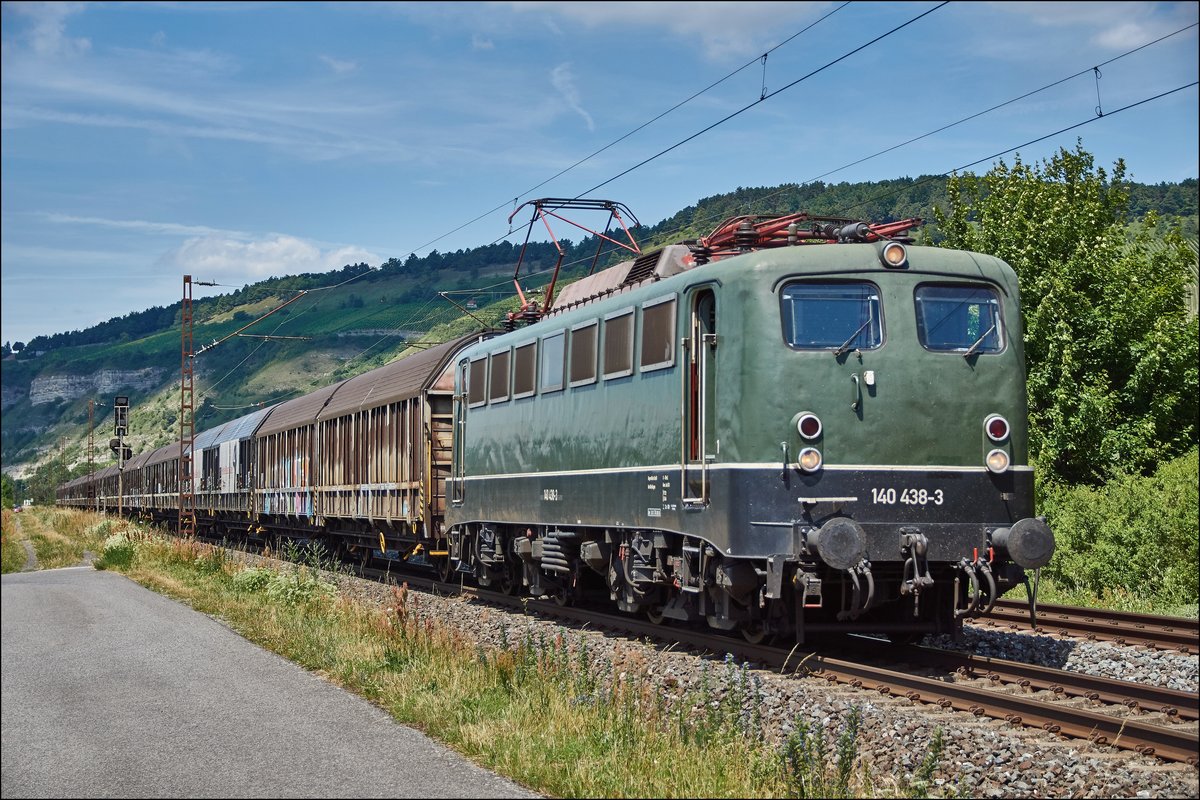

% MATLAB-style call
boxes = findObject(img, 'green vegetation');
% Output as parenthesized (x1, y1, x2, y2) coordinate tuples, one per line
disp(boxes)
(1039, 449, 1198, 616)
(936, 142, 1198, 487)
(37, 509, 948, 798)
(1, 509, 27, 573)
(0, 506, 117, 572)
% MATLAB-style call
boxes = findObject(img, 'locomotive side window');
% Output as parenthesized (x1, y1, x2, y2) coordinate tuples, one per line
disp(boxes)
(468, 356, 488, 407)
(569, 321, 598, 387)
(489, 349, 511, 403)
(603, 308, 635, 379)
(513, 341, 537, 399)
(780, 282, 882, 351)
(540, 331, 565, 394)
(914, 284, 1004, 353)
(640, 295, 676, 371)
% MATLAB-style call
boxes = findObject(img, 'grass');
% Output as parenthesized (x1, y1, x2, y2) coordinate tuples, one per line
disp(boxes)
(1, 509, 28, 573)
(36, 509, 951, 798)
(1034, 576, 1199, 620)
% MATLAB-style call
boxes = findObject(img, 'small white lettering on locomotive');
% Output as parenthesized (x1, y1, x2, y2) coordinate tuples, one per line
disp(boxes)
(542, 488, 561, 502)
(871, 487, 944, 506)
(647, 508, 662, 517)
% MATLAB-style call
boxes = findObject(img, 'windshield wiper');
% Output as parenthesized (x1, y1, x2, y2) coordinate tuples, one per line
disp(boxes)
(833, 318, 873, 357)
(962, 323, 997, 359)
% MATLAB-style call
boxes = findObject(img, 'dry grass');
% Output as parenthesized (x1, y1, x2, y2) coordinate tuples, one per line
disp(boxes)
(31, 511, 944, 798)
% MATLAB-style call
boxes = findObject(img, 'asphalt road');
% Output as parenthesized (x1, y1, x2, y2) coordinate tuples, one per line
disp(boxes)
(1, 566, 539, 799)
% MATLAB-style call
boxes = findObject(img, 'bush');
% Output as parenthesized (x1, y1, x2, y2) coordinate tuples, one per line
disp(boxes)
(95, 532, 137, 571)
(231, 566, 274, 593)
(1040, 449, 1198, 607)
(231, 564, 334, 606)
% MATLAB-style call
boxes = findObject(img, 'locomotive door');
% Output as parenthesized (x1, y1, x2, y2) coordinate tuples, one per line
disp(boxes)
(682, 288, 717, 506)
(450, 360, 468, 505)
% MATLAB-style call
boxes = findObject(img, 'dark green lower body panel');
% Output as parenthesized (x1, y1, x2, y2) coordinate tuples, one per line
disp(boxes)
(449, 464, 1034, 564)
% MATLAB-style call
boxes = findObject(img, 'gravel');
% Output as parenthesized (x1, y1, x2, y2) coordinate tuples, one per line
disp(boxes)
(299, 561, 1200, 798)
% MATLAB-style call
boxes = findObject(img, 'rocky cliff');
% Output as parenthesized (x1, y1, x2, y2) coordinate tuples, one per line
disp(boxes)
(28, 368, 166, 406)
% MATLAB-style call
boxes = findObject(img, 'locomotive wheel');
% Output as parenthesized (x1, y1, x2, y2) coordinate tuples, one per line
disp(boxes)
(646, 605, 666, 625)
(499, 560, 520, 595)
(741, 622, 768, 645)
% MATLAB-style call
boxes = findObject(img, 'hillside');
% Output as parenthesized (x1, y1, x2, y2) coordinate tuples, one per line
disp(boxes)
(2, 175, 1195, 481)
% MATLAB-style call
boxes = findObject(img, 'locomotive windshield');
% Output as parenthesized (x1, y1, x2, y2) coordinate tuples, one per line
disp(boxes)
(914, 284, 1004, 353)
(780, 282, 882, 351)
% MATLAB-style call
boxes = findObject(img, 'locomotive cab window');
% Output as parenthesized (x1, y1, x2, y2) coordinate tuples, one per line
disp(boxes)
(914, 284, 1004, 354)
(540, 331, 565, 394)
(780, 282, 882, 351)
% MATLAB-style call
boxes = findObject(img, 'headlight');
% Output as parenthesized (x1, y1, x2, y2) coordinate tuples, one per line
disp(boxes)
(985, 448, 1010, 473)
(797, 447, 823, 472)
(880, 242, 908, 268)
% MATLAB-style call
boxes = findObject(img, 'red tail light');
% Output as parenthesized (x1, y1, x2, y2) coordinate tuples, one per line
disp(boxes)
(985, 414, 1009, 442)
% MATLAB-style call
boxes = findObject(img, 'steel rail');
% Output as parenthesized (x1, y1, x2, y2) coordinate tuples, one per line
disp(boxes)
(979, 600, 1199, 655)
(890, 643, 1199, 722)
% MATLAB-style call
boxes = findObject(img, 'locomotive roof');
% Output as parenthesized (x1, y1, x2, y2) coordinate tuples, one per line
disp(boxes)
(319, 333, 482, 420)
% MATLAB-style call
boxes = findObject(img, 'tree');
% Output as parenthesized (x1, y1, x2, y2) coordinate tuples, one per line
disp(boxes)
(935, 142, 1199, 485)
(1, 473, 14, 510)
(27, 455, 70, 505)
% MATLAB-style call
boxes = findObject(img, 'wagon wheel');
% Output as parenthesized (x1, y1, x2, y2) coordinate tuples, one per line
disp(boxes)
(646, 605, 666, 625)
(434, 538, 454, 582)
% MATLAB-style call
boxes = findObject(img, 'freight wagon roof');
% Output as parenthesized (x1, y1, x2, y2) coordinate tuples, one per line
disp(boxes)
(193, 421, 230, 453)
(214, 404, 276, 444)
(95, 465, 117, 480)
(144, 440, 182, 467)
(125, 448, 156, 471)
(318, 334, 482, 420)
(256, 380, 346, 438)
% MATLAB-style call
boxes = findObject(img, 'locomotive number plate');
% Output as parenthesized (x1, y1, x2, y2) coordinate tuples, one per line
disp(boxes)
(871, 487, 944, 506)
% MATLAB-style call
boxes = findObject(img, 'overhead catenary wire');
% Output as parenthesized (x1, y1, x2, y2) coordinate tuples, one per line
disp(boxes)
(191, 12, 1195, 413)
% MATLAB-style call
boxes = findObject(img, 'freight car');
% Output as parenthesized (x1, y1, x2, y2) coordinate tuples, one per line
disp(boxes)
(59, 205, 1054, 644)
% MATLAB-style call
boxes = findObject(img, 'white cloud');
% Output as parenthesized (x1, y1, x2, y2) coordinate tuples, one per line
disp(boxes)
(9, 1, 91, 57)
(507, 1, 834, 61)
(471, 34, 494, 51)
(42, 212, 247, 239)
(319, 54, 358, 74)
(162, 234, 381, 282)
(985, 1, 1198, 51)
(550, 63, 594, 131)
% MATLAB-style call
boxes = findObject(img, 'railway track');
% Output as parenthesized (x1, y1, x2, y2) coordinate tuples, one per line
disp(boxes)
(358, 564, 1199, 766)
(977, 599, 1200, 654)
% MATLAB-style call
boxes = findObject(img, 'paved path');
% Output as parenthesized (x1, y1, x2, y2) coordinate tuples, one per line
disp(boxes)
(1, 567, 539, 799)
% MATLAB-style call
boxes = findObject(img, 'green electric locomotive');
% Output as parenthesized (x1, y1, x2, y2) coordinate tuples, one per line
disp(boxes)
(444, 204, 1054, 643)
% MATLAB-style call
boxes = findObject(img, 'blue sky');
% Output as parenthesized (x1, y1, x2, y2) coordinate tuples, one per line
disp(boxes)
(2, 1, 1197, 348)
